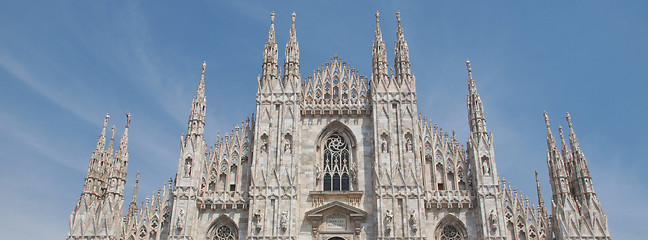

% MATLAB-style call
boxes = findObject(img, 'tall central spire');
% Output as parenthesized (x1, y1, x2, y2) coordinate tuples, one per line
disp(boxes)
(466, 59, 487, 134)
(283, 12, 301, 92)
(394, 11, 412, 85)
(372, 11, 389, 88)
(188, 62, 207, 136)
(260, 12, 280, 93)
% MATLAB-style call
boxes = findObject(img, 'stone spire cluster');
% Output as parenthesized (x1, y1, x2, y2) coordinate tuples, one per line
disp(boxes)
(68, 113, 133, 239)
(544, 113, 610, 239)
(67, 11, 612, 240)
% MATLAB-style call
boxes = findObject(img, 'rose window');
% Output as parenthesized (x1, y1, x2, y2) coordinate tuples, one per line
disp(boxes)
(213, 224, 235, 240)
(440, 225, 463, 240)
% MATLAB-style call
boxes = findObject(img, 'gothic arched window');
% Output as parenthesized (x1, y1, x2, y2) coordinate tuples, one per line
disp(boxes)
(323, 133, 350, 191)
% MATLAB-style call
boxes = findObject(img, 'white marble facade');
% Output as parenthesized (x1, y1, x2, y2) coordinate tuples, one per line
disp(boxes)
(67, 12, 612, 240)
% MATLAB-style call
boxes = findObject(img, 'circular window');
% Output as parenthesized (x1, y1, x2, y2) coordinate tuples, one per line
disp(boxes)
(440, 225, 462, 240)
(213, 224, 235, 240)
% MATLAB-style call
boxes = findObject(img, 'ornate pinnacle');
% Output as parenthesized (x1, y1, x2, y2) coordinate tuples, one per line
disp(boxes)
(265, 12, 276, 45)
(375, 11, 382, 39)
(466, 59, 479, 97)
(131, 171, 140, 203)
(103, 113, 110, 128)
(196, 61, 206, 99)
(288, 12, 298, 43)
(118, 112, 131, 155)
(110, 125, 116, 141)
(125, 112, 131, 128)
(543, 112, 557, 147)
(558, 126, 567, 146)
(396, 11, 401, 25)
(108, 125, 116, 153)
(566, 112, 579, 146)
(271, 11, 275, 25)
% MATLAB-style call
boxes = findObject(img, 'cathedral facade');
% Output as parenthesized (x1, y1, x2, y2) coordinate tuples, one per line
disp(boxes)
(67, 12, 612, 240)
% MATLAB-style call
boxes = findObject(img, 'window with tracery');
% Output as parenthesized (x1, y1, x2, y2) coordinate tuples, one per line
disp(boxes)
(440, 225, 463, 240)
(208, 217, 238, 240)
(323, 133, 350, 191)
(212, 224, 236, 240)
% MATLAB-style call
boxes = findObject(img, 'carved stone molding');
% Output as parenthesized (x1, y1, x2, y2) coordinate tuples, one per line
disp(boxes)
(309, 191, 363, 207)
(305, 201, 367, 237)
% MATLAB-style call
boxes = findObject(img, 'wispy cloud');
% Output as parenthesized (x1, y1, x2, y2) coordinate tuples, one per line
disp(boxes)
(0, 54, 102, 125)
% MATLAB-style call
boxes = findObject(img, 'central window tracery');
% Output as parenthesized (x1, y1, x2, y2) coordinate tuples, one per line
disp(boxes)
(208, 217, 238, 240)
(440, 225, 462, 240)
(323, 133, 350, 191)
(212, 224, 235, 240)
(215, 225, 234, 240)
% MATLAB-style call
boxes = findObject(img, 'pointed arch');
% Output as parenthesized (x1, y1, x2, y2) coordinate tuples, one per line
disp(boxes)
(207, 215, 238, 240)
(316, 121, 357, 148)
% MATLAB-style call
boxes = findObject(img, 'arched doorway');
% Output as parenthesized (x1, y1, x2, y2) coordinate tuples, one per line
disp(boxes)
(327, 237, 346, 240)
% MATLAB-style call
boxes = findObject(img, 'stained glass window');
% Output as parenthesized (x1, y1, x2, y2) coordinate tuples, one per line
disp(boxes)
(323, 133, 350, 191)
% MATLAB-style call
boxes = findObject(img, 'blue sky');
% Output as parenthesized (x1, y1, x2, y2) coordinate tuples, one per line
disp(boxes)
(0, 1, 646, 239)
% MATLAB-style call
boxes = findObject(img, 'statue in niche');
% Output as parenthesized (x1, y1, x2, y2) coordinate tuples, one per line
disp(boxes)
(385, 210, 393, 223)
(176, 209, 185, 231)
(315, 165, 322, 186)
(482, 156, 491, 175)
(405, 137, 413, 152)
(253, 209, 263, 231)
(380, 135, 388, 153)
(409, 210, 418, 232)
(261, 136, 268, 153)
(280, 211, 288, 231)
(489, 209, 498, 231)
(384, 210, 393, 232)
(184, 159, 192, 177)
(284, 136, 292, 154)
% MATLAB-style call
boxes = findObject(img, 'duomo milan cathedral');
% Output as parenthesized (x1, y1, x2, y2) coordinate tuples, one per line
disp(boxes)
(67, 11, 612, 240)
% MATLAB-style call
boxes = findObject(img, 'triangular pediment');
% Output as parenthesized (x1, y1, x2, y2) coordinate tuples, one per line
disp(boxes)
(305, 201, 367, 218)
